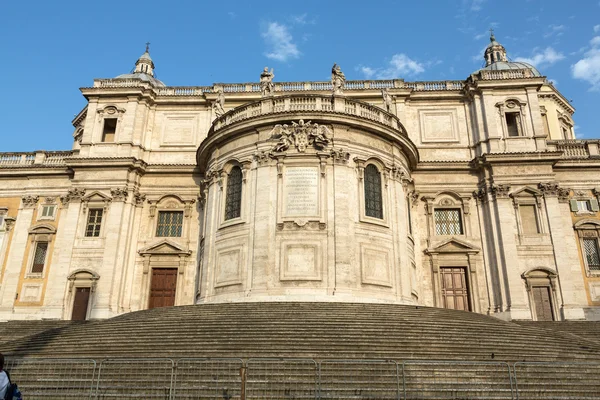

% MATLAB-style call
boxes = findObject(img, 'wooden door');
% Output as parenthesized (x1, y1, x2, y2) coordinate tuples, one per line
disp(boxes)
(440, 267, 471, 311)
(532, 286, 554, 321)
(149, 268, 177, 309)
(71, 287, 90, 321)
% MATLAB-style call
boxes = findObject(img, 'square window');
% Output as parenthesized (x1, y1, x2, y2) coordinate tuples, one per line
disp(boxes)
(85, 209, 103, 237)
(434, 209, 463, 235)
(31, 242, 48, 274)
(39, 205, 56, 220)
(156, 211, 184, 237)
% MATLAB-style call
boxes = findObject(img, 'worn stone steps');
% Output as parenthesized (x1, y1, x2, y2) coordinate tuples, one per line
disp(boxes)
(3, 302, 600, 364)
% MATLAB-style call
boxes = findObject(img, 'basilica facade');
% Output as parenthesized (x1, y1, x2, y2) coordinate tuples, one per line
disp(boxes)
(1, 36, 599, 322)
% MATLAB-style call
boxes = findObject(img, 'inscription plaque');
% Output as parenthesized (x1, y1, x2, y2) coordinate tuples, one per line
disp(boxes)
(284, 167, 319, 217)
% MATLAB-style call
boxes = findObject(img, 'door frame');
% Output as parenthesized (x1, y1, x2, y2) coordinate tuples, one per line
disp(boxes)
(148, 267, 178, 309)
(439, 266, 472, 311)
(65, 269, 99, 320)
(522, 268, 559, 321)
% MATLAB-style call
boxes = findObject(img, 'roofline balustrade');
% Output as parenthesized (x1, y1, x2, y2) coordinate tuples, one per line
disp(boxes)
(547, 140, 600, 159)
(0, 151, 73, 167)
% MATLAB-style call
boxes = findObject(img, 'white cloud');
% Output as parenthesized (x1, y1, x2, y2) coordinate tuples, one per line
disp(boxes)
(515, 47, 565, 67)
(594, 24, 600, 33)
(544, 24, 565, 38)
(262, 22, 301, 62)
(291, 13, 316, 25)
(572, 36, 600, 91)
(469, 0, 486, 11)
(358, 54, 426, 79)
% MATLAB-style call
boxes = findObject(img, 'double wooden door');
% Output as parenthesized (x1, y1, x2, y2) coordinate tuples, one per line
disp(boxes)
(440, 267, 471, 312)
(532, 286, 554, 321)
(149, 268, 177, 309)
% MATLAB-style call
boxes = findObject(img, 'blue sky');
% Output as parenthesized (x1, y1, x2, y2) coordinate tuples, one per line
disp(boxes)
(1, 0, 599, 151)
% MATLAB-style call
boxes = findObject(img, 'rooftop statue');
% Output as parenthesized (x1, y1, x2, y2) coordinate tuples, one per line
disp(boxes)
(331, 63, 345, 95)
(213, 89, 225, 118)
(381, 88, 393, 113)
(260, 67, 275, 96)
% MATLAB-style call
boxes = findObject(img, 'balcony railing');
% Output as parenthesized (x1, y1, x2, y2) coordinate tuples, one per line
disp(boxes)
(478, 69, 536, 80)
(547, 140, 600, 159)
(0, 151, 73, 167)
(212, 94, 403, 133)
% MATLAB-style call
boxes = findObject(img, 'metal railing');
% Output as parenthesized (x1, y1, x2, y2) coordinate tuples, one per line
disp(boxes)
(4, 357, 600, 399)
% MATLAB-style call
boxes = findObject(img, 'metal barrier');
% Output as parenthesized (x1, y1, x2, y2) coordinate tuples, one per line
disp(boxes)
(5, 358, 96, 399)
(95, 358, 174, 399)
(173, 358, 243, 400)
(402, 361, 514, 399)
(320, 359, 400, 399)
(245, 358, 318, 399)
(513, 361, 600, 400)
(5, 357, 600, 399)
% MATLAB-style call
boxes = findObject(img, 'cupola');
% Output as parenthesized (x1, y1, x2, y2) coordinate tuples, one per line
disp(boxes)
(114, 43, 166, 87)
(475, 31, 542, 77)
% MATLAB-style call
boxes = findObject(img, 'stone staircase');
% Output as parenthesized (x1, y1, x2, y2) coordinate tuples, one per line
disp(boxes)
(3, 302, 600, 362)
(3, 303, 600, 399)
(515, 320, 600, 346)
(0, 320, 82, 346)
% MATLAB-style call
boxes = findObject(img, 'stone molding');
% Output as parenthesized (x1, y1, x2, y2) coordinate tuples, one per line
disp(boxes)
(330, 148, 350, 164)
(489, 184, 511, 200)
(276, 220, 327, 231)
(538, 182, 571, 202)
(4, 216, 16, 232)
(60, 188, 86, 206)
(21, 195, 39, 208)
(132, 190, 146, 206)
(110, 188, 129, 202)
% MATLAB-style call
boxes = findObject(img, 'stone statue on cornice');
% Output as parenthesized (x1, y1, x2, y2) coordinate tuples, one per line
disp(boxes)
(213, 89, 225, 118)
(260, 67, 275, 96)
(331, 63, 345, 95)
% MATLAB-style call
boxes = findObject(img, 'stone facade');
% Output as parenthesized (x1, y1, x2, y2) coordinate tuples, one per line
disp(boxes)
(1, 37, 599, 321)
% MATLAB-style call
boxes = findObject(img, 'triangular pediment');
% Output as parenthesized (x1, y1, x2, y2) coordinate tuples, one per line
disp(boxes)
(138, 239, 191, 256)
(510, 186, 542, 198)
(82, 191, 111, 202)
(427, 238, 480, 254)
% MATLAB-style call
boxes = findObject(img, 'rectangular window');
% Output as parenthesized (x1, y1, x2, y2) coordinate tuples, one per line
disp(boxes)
(40, 205, 56, 219)
(407, 200, 412, 235)
(156, 211, 184, 237)
(519, 204, 540, 234)
(85, 209, 103, 237)
(577, 200, 591, 212)
(102, 118, 117, 142)
(434, 209, 463, 235)
(31, 242, 48, 274)
(584, 238, 600, 271)
(505, 112, 521, 137)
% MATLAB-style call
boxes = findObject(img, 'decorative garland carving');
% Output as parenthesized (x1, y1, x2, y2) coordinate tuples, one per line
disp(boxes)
(331, 148, 350, 164)
(110, 188, 129, 202)
(489, 184, 511, 199)
(254, 150, 273, 166)
(21, 195, 39, 208)
(270, 120, 332, 153)
(4, 216, 16, 232)
(538, 182, 571, 202)
(60, 188, 86, 206)
(132, 190, 146, 206)
(276, 220, 327, 231)
(473, 188, 488, 204)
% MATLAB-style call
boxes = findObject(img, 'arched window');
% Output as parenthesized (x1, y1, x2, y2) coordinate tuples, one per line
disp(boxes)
(364, 164, 383, 219)
(225, 166, 243, 220)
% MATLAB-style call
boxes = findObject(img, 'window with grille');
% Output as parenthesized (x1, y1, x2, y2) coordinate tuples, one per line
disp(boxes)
(584, 238, 600, 271)
(364, 164, 383, 219)
(31, 242, 48, 273)
(85, 209, 103, 237)
(225, 166, 243, 220)
(434, 209, 463, 235)
(156, 211, 184, 237)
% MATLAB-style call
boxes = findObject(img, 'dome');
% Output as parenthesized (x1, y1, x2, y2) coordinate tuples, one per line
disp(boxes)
(478, 61, 542, 77)
(114, 72, 166, 87)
